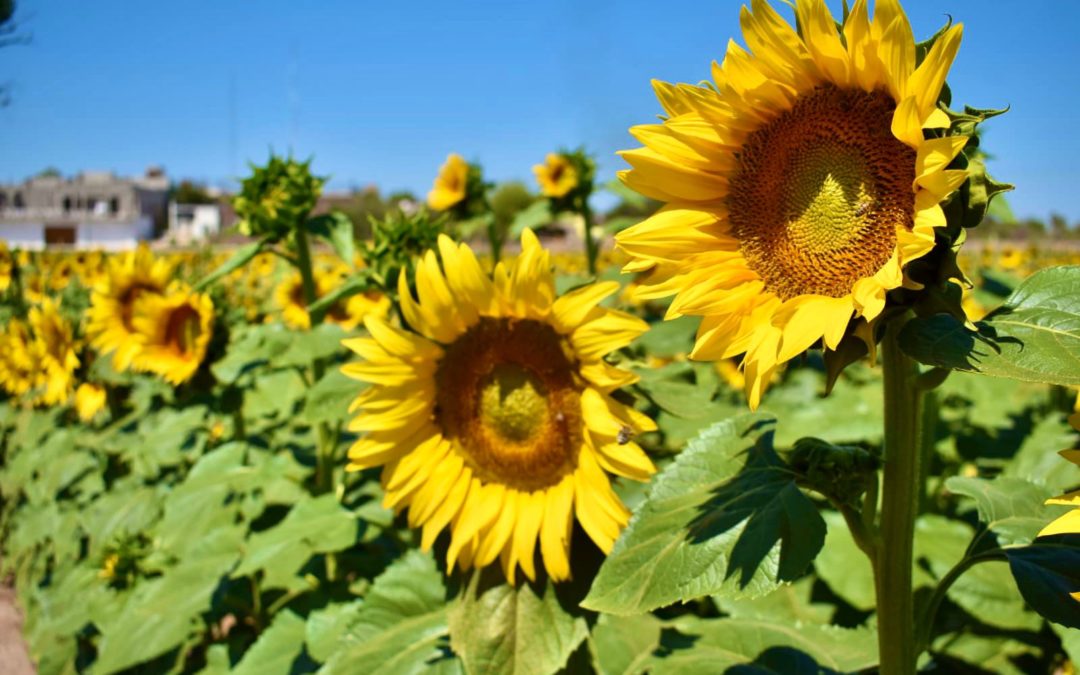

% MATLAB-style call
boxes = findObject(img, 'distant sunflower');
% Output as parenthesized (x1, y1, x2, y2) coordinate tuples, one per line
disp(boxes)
(427, 153, 469, 211)
(0, 241, 12, 293)
(616, 0, 967, 407)
(86, 246, 173, 371)
(130, 286, 214, 385)
(534, 153, 579, 198)
(0, 320, 38, 398)
(342, 231, 656, 582)
(275, 272, 312, 330)
(28, 298, 80, 406)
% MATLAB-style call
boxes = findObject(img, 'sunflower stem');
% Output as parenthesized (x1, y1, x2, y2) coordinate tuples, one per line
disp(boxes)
(293, 227, 336, 496)
(875, 313, 924, 675)
(581, 199, 599, 277)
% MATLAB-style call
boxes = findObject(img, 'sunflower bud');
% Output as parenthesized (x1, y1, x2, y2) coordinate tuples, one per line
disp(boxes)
(233, 155, 325, 240)
(788, 437, 880, 506)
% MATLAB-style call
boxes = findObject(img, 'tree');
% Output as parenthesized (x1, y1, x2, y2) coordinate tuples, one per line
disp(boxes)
(172, 181, 216, 205)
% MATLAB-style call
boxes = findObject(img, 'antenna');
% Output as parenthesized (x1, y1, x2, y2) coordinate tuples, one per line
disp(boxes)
(287, 44, 299, 153)
(228, 72, 237, 187)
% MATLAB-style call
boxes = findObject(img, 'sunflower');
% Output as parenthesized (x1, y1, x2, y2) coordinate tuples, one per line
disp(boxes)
(275, 272, 313, 330)
(0, 241, 12, 293)
(86, 246, 174, 371)
(0, 320, 38, 398)
(28, 298, 80, 406)
(277, 266, 391, 331)
(427, 153, 469, 211)
(342, 231, 656, 582)
(615, 0, 967, 408)
(75, 382, 108, 422)
(534, 153, 579, 198)
(130, 286, 214, 385)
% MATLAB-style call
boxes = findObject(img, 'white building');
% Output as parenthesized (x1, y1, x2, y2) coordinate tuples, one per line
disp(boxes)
(167, 202, 222, 245)
(0, 168, 169, 250)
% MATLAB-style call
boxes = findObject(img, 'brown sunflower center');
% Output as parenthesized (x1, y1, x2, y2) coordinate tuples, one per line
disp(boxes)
(165, 305, 201, 356)
(434, 317, 581, 491)
(728, 85, 916, 300)
(119, 282, 162, 330)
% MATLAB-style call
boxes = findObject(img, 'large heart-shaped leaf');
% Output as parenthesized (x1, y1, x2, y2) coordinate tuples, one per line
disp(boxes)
(582, 414, 825, 615)
(900, 266, 1080, 386)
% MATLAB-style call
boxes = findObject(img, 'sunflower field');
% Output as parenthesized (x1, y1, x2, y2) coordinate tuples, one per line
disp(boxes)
(3, 1, 1080, 674)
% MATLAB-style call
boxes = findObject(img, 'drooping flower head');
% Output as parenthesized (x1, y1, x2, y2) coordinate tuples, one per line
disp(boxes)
(86, 245, 173, 372)
(130, 285, 214, 385)
(615, 0, 968, 407)
(342, 231, 656, 582)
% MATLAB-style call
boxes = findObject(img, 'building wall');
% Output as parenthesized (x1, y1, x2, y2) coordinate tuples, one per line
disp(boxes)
(0, 217, 154, 251)
(0, 223, 44, 250)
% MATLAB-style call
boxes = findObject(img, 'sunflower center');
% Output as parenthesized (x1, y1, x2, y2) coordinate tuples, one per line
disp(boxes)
(728, 85, 916, 300)
(165, 305, 201, 356)
(479, 364, 549, 443)
(435, 317, 581, 491)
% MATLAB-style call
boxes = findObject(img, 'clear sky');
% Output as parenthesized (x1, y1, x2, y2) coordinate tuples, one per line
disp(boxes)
(1, 1, 1077, 221)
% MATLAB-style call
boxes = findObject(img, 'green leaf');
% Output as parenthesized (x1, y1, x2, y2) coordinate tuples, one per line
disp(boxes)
(715, 577, 833, 625)
(306, 211, 356, 265)
(233, 494, 357, 589)
(508, 200, 552, 239)
(582, 415, 826, 615)
(306, 600, 364, 663)
(304, 369, 363, 425)
(930, 634, 1038, 675)
(274, 322, 348, 368)
(813, 511, 876, 611)
(93, 526, 244, 674)
(232, 610, 307, 675)
(916, 516, 1040, 632)
(645, 616, 878, 674)
(448, 570, 588, 675)
(1000, 413, 1080, 495)
(1003, 534, 1080, 629)
(900, 266, 1080, 386)
(194, 241, 265, 290)
(945, 476, 1067, 546)
(321, 550, 456, 675)
(589, 614, 662, 675)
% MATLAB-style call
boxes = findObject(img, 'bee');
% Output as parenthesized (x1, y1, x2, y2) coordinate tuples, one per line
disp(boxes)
(854, 199, 873, 218)
(617, 425, 633, 445)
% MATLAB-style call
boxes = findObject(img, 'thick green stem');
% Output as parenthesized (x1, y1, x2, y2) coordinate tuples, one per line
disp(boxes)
(293, 228, 336, 496)
(875, 315, 925, 675)
(581, 200, 599, 277)
(487, 217, 503, 266)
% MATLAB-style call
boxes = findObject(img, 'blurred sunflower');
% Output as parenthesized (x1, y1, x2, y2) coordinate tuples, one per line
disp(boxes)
(130, 286, 214, 385)
(28, 298, 80, 406)
(86, 246, 173, 371)
(342, 230, 656, 582)
(75, 382, 108, 422)
(0, 241, 12, 293)
(533, 153, 579, 198)
(0, 320, 38, 397)
(275, 272, 312, 330)
(615, 0, 966, 407)
(427, 153, 469, 211)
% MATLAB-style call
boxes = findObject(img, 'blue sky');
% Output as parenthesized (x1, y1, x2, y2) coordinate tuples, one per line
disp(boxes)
(1, 1, 1077, 221)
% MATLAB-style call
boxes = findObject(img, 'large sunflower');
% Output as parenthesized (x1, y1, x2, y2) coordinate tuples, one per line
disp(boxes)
(615, 0, 967, 408)
(130, 286, 214, 385)
(86, 246, 173, 371)
(342, 231, 656, 582)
